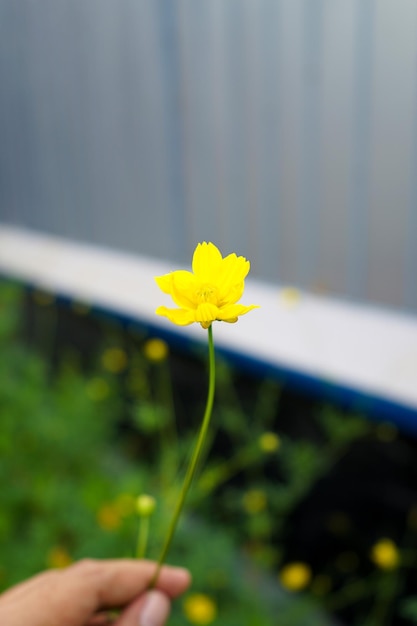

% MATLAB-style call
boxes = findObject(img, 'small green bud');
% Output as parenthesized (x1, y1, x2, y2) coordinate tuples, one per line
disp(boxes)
(136, 494, 156, 518)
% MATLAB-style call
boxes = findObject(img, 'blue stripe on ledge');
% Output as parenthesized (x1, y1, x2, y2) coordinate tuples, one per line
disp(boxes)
(1, 226, 417, 439)
(28, 284, 417, 440)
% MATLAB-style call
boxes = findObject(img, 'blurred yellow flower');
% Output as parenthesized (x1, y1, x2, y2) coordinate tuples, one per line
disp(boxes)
(242, 489, 267, 514)
(46, 546, 72, 569)
(279, 562, 312, 592)
(335, 551, 359, 573)
(279, 287, 301, 308)
(375, 422, 398, 442)
(114, 493, 136, 517)
(144, 338, 169, 362)
(258, 432, 280, 453)
(155, 242, 259, 329)
(311, 574, 332, 596)
(101, 347, 128, 373)
(71, 301, 91, 316)
(97, 504, 121, 531)
(326, 511, 351, 535)
(86, 377, 110, 401)
(183, 593, 217, 625)
(370, 538, 399, 570)
(33, 290, 55, 306)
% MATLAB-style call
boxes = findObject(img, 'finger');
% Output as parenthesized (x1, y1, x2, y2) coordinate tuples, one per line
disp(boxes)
(62, 559, 189, 621)
(73, 559, 189, 600)
(115, 590, 170, 626)
(0, 559, 190, 626)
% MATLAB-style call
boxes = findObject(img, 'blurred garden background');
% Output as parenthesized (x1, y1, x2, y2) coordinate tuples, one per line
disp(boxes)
(1, 1, 417, 625)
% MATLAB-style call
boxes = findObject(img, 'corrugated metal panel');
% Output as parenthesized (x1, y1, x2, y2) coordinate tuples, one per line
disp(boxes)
(0, 0, 416, 312)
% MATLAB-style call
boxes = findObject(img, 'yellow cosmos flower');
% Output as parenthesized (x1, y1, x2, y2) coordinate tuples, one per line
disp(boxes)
(114, 493, 136, 517)
(370, 538, 400, 570)
(155, 242, 259, 329)
(101, 347, 128, 373)
(183, 593, 217, 625)
(143, 338, 169, 362)
(97, 503, 122, 531)
(279, 562, 312, 592)
(258, 431, 281, 453)
(278, 287, 302, 308)
(46, 546, 72, 569)
(242, 489, 267, 514)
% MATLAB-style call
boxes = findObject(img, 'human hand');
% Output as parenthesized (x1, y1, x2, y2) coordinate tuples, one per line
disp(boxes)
(0, 558, 191, 626)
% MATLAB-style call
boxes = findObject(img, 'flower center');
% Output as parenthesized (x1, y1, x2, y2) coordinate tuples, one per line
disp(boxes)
(195, 284, 218, 305)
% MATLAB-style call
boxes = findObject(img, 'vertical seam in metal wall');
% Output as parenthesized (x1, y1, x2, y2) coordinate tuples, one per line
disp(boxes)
(405, 16, 417, 313)
(347, 0, 374, 301)
(299, 0, 324, 290)
(154, 0, 187, 260)
(210, 2, 228, 254)
(258, 0, 283, 282)
(242, 0, 260, 263)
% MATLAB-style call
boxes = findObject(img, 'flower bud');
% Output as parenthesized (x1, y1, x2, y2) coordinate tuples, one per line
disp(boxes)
(136, 494, 156, 518)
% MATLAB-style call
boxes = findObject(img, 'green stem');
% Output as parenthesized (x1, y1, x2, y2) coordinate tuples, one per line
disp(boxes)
(149, 325, 216, 587)
(136, 517, 149, 559)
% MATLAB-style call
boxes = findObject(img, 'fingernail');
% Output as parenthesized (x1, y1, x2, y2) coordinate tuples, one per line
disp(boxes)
(139, 590, 170, 626)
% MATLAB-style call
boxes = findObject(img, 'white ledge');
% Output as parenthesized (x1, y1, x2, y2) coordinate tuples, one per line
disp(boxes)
(1, 225, 417, 423)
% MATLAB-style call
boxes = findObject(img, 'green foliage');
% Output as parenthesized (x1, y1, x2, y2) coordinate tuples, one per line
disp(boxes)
(400, 597, 417, 623)
(0, 279, 414, 626)
(0, 282, 303, 624)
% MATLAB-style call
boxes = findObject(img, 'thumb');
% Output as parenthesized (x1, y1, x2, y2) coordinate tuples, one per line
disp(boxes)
(115, 590, 171, 626)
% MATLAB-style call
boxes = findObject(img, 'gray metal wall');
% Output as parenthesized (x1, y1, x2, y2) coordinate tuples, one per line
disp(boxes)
(1, 0, 416, 312)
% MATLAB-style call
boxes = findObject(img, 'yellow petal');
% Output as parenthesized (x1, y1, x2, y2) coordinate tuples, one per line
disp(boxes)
(156, 271, 197, 309)
(192, 242, 222, 282)
(155, 306, 195, 326)
(218, 281, 245, 307)
(217, 255, 250, 304)
(219, 254, 250, 288)
(195, 302, 219, 325)
(155, 274, 172, 294)
(170, 270, 199, 309)
(217, 303, 259, 322)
